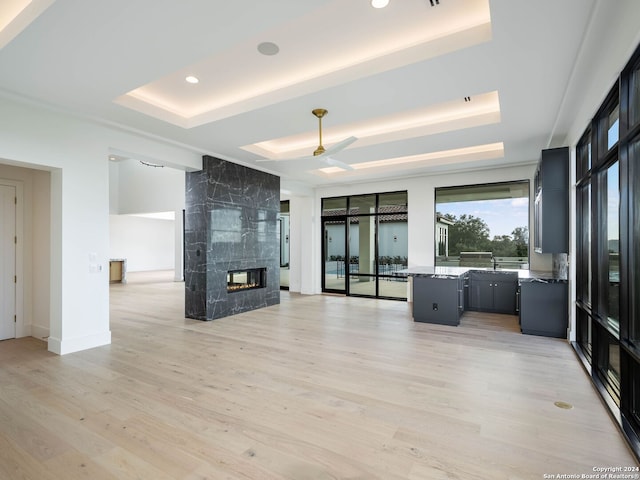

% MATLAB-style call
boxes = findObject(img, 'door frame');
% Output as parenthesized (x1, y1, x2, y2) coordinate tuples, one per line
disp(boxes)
(321, 215, 348, 294)
(0, 179, 25, 338)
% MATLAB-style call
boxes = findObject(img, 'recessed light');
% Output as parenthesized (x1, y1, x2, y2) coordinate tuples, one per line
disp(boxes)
(185, 76, 199, 84)
(257, 42, 280, 56)
(371, 0, 389, 8)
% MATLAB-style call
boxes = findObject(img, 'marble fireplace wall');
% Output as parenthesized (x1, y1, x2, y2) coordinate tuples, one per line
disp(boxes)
(185, 156, 280, 320)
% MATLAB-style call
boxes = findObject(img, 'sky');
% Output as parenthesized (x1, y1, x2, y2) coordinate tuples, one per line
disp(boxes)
(437, 197, 529, 238)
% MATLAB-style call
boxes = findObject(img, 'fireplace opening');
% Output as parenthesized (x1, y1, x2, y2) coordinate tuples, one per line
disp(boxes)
(227, 268, 267, 293)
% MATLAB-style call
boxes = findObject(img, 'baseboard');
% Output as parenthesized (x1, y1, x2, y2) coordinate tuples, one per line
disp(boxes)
(48, 330, 111, 355)
(30, 324, 50, 341)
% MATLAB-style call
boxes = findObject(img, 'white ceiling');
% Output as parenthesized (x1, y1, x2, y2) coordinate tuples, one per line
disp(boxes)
(0, 0, 598, 188)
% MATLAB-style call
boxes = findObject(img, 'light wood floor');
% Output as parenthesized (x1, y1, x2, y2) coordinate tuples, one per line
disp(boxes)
(0, 271, 637, 479)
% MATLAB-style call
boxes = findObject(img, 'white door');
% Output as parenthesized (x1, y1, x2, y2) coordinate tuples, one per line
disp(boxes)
(0, 185, 16, 340)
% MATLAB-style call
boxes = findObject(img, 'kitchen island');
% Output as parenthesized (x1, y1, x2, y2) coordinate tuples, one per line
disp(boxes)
(402, 266, 567, 337)
(403, 267, 469, 326)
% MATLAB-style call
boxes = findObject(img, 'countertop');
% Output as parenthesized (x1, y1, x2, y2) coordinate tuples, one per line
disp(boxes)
(398, 266, 567, 282)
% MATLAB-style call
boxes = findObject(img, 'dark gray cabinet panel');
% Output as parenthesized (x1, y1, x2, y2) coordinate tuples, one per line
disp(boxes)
(534, 147, 569, 253)
(469, 281, 493, 311)
(520, 281, 568, 337)
(468, 271, 518, 314)
(493, 281, 518, 313)
(413, 276, 463, 326)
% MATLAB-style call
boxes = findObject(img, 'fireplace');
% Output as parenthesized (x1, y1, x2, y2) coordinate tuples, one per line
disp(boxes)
(227, 268, 267, 293)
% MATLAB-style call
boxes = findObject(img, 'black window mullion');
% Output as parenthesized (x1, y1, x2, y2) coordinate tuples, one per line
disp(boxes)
(375, 194, 379, 298)
(345, 196, 351, 296)
(619, 134, 630, 342)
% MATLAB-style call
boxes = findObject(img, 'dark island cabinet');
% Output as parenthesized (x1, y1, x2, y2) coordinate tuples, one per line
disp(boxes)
(413, 275, 464, 326)
(468, 271, 518, 314)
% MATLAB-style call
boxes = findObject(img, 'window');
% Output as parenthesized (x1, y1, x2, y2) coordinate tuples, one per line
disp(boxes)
(435, 181, 529, 269)
(604, 161, 620, 331)
(576, 132, 592, 309)
(577, 130, 592, 182)
(631, 65, 640, 128)
(574, 41, 640, 459)
(322, 196, 346, 216)
(577, 183, 592, 307)
(630, 137, 640, 344)
(596, 325, 621, 406)
(577, 308, 592, 361)
(607, 105, 620, 150)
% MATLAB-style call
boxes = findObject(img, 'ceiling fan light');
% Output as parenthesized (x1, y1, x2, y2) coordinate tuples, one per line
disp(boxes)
(371, 0, 389, 9)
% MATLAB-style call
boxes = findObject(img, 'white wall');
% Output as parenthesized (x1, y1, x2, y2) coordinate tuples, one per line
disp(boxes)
(287, 195, 315, 294)
(109, 160, 119, 214)
(114, 158, 185, 215)
(0, 94, 200, 354)
(109, 215, 175, 272)
(562, 0, 640, 147)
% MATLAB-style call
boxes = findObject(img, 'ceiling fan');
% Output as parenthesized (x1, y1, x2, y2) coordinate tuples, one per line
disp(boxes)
(258, 109, 357, 170)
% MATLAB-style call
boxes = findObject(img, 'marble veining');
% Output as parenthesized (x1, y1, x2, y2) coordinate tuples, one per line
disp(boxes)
(185, 156, 280, 320)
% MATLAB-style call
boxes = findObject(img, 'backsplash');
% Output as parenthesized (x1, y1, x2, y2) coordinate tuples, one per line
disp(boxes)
(552, 253, 569, 280)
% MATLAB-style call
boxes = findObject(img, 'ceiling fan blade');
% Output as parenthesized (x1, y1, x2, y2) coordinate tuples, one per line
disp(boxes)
(324, 157, 355, 171)
(255, 136, 358, 164)
(318, 136, 357, 157)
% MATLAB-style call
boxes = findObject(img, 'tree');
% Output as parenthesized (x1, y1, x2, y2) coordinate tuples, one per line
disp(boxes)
(446, 214, 491, 256)
(491, 235, 514, 257)
(511, 226, 529, 257)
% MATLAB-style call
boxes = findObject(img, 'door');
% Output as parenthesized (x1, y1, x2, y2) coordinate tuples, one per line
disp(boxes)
(279, 201, 290, 289)
(322, 217, 346, 293)
(0, 184, 16, 340)
(493, 281, 518, 314)
(470, 280, 494, 311)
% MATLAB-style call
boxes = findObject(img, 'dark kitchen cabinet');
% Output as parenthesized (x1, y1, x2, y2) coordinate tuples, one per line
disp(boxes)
(468, 271, 518, 314)
(413, 275, 464, 326)
(471, 280, 494, 311)
(520, 280, 568, 338)
(534, 147, 569, 253)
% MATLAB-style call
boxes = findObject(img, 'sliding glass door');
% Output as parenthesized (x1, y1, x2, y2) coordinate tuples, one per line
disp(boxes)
(321, 192, 407, 299)
(323, 218, 347, 294)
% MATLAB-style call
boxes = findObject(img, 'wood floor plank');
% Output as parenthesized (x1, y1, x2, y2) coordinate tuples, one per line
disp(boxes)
(0, 270, 636, 478)
(0, 431, 62, 480)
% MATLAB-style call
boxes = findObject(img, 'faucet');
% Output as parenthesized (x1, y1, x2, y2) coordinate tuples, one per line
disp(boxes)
(492, 256, 497, 270)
